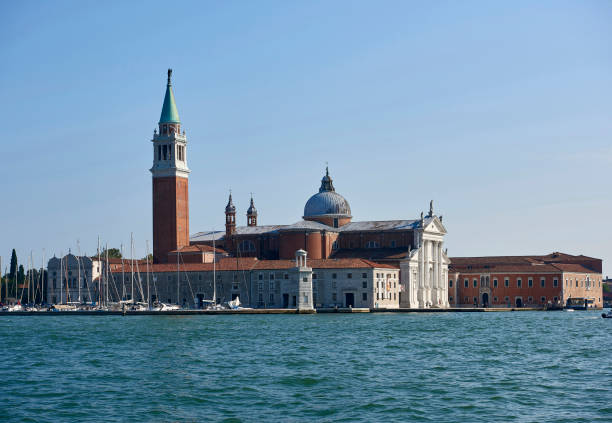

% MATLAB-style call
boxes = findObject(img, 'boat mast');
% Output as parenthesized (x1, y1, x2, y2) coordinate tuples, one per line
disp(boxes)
(213, 231, 216, 305)
(97, 237, 101, 306)
(29, 252, 33, 304)
(41, 249, 45, 305)
(146, 240, 150, 309)
(121, 244, 125, 301)
(105, 244, 109, 306)
(59, 253, 63, 305)
(77, 240, 81, 304)
(131, 235, 137, 302)
(176, 246, 180, 306)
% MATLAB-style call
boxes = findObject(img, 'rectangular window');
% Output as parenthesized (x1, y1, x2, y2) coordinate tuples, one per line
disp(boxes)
(362, 281, 367, 288)
(269, 281, 274, 290)
(332, 281, 337, 289)
(303, 277, 308, 282)
(553, 279, 558, 287)
(576, 280, 578, 287)
(473, 279, 477, 288)
(258, 282, 263, 291)
(528, 278, 533, 287)
(332, 293, 337, 302)
(493, 279, 498, 288)
(332, 273, 337, 279)
(270, 274, 275, 280)
(362, 292, 367, 301)
(362, 273, 367, 278)
(541, 278, 545, 288)
(269, 293, 274, 303)
(284, 273, 288, 280)
(258, 274, 263, 280)
(464, 279, 468, 288)
(312, 273, 317, 279)
(347, 273, 352, 279)
(449, 280, 453, 288)
(517, 279, 522, 288)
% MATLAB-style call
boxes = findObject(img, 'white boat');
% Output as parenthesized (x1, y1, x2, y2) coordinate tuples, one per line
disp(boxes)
(7, 304, 23, 312)
(602, 310, 612, 319)
(152, 302, 180, 311)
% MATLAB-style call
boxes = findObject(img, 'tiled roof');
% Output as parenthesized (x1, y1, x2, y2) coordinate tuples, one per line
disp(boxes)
(169, 245, 227, 254)
(330, 248, 409, 261)
(339, 220, 418, 232)
(449, 252, 601, 274)
(111, 257, 397, 273)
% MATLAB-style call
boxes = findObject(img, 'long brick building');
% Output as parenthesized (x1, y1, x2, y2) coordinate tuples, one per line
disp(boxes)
(448, 252, 603, 308)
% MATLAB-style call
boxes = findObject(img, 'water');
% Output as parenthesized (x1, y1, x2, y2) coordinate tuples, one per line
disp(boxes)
(1, 311, 611, 422)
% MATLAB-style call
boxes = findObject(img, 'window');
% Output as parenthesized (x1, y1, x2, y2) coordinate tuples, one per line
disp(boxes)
(505, 278, 509, 287)
(167, 275, 172, 281)
(362, 292, 367, 301)
(312, 273, 317, 279)
(541, 296, 546, 303)
(493, 297, 498, 303)
(258, 293, 263, 303)
(258, 274, 263, 280)
(480, 276, 485, 287)
(517, 279, 522, 288)
(493, 279, 498, 288)
(303, 277, 308, 282)
(270, 274, 275, 280)
(541, 278, 545, 288)
(365, 241, 379, 248)
(553, 296, 558, 302)
(269, 281, 274, 290)
(347, 273, 352, 279)
(284, 273, 288, 280)
(333, 218, 339, 228)
(473, 279, 477, 288)
(464, 279, 468, 288)
(269, 293, 274, 303)
(394, 293, 396, 300)
(390, 240, 396, 248)
(485, 276, 490, 287)
(362, 273, 367, 278)
(362, 281, 367, 288)
(528, 278, 533, 288)
(232, 283, 239, 290)
(449, 296, 453, 302)
(163, 144, 167, 160)
(52, 278, 56, 289)
(332, 273, 337, 279)
(504, 296, 509, 303)
(332, 241, 338, 250)
(528, 296, 533, 303)
(553, 279, 558, 287)
(576, 279, 578, 287)
(331, 281, 337, 289)
(238, 240, 255, 253)
(198, 274, 202, 281)
(449, 280, 453, 288)
(464, 296, 469, 303)
(332, 293, 337, 302)
(473, 297, 478, 304)
(258, 282, 263, 291)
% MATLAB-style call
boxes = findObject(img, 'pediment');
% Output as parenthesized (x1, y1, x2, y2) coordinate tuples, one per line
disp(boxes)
(424, 216, 447, 235)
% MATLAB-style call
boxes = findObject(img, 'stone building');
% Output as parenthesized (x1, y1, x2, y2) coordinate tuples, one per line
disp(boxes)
(47, 254, 102, 304)
(448, 252, 603, 308)
(110, 254, 399, 309)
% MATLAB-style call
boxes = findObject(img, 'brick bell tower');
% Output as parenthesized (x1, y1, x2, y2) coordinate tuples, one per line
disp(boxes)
(151, 69, 190, 263)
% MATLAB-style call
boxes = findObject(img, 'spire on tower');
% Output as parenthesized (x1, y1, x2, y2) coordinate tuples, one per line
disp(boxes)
(319, 165, 335, 193)
(159, 68, 180, 124)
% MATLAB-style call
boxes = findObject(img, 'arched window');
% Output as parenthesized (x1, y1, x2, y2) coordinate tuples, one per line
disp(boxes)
(238, 240, 256, 253)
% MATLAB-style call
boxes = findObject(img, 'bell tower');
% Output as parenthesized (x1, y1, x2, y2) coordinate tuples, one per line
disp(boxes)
(151, 69, 190, 263)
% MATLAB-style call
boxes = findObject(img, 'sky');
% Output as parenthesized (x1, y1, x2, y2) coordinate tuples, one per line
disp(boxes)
(1, 1, 611, 275)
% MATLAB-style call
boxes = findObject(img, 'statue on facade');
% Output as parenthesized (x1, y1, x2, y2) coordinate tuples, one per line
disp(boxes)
(429, 200, 434, 217)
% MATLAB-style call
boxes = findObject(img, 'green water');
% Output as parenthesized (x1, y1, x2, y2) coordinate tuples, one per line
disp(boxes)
(1, 311, 610, 422)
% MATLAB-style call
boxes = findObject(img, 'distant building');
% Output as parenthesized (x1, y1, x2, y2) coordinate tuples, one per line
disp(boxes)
(448, 252, 603, 308)
(47, 254, 102, 304)
(149, 70, 449, 309)
(110, 253, 399, 309)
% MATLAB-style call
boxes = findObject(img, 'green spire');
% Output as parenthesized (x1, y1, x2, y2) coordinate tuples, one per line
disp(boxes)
(159, 69, 180, 124)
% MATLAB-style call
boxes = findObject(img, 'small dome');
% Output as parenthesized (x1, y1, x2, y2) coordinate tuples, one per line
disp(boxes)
(225, 193, 236, 214)
(247, 196, 257, 216)
(303, 167, 351, 219)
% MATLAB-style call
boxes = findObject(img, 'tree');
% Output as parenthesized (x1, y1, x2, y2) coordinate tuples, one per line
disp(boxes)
(101, 248, 122, 259)
(9, 249, 17, 281)
(17, 265, 25, 284)
(142, 253, 153, 262)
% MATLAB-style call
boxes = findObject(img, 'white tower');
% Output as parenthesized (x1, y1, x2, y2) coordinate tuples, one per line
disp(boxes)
(295, 249, 314, 311)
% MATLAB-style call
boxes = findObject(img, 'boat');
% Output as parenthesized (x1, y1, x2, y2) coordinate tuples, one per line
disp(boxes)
(602, 310, 612, 319)
(152, 302, 180, 311)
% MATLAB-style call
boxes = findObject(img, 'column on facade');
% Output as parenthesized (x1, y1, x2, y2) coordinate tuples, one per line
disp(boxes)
(431, 240, 438, 306)
(418, 234, 424, 308)
(424, 238, 430, 307)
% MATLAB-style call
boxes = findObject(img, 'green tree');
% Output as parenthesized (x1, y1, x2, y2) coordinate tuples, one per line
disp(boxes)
(101, 248, 122, 259)
(17, 265, 25, 284)
(142, 253, 153, 262)
(9, 249, 17, 282)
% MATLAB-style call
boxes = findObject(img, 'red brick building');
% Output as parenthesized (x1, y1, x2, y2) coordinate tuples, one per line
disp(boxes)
(448, 253, 603, 308)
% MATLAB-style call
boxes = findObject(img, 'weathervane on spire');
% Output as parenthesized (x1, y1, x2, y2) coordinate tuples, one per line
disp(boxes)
(167, 68, 172, 84)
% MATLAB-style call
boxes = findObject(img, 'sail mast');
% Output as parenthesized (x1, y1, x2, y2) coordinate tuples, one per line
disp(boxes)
(146, 240, 150, 309)
(121, 244, 125, 301)
(97, 237, 101, 306)
(213, 231, 216, 305)
(131, 233, 134, 303)
(176, 246, 180, 306)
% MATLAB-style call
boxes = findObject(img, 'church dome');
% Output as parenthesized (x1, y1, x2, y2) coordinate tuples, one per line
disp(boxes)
(303, 167, 351, 219)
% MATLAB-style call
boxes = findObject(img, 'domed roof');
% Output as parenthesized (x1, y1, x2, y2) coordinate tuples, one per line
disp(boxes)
(303, 167, 351, 219)
(225, 193, 236, 214)
(247, 196, 257, 216)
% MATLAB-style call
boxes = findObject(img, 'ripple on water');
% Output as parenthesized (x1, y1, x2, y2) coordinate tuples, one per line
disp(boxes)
(1, 311, 611, 423)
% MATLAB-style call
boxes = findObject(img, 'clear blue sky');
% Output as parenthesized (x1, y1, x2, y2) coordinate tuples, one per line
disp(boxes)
(1, 1, 611, 275)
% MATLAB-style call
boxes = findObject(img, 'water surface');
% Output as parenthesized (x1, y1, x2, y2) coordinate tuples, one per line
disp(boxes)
(1, 311, 610, 422)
